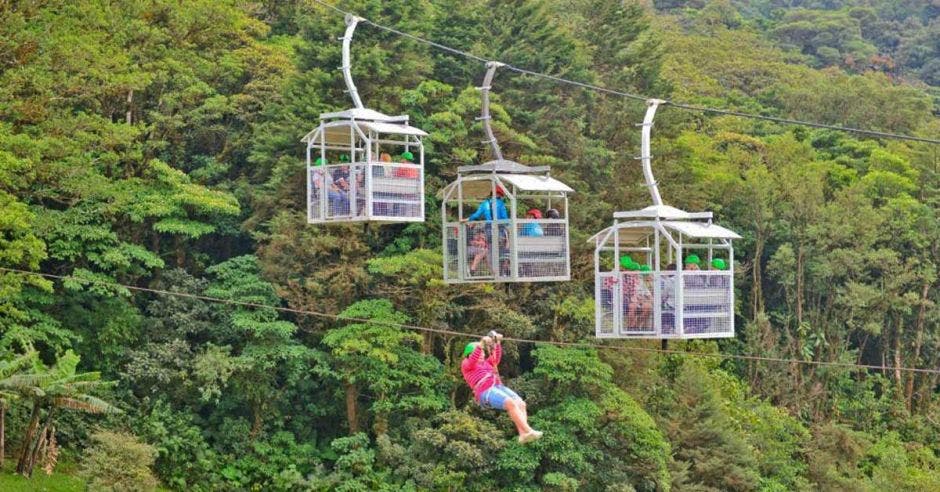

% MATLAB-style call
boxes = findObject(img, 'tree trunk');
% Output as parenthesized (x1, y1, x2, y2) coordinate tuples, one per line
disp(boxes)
(345, 381, 359, 434)
(151, 229, 161, 256)
(174, 235, 186, 268)
(374, 393, 388, 436)
(751, 235, 765, 319)
(422, 332, 432, 355)
(906, 280, 930, 410)
(15, 402, 41, 475)
(918, 350, 940, 413)
(126, 89, 134, 125)
(893, 316, 903, 392)
(26, 409, 54, 477)
(250, 401, 263, 439)
(0, 401, 5, 469)
(795, 244, 805, 326)
(26, 419, 52, 477)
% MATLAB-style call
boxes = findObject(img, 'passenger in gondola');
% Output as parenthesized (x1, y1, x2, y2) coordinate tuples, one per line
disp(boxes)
(311, 157, 326, 201)
(465, 185, 509, 222)
(601, 274, 618, 312)
(682, 255, 713, 333)
(328, 162, 351, 216)
(464, 186, 510, 275)
(354, 164, 366, 216)
(394, 151, 419, 178)
(395, 151, 419, 215)
(709, 258, 729, 288)
(468, 230, 490, 275)
(621, 258, 651, 330)
(683, 254, 706, 288)
(636, 265, 654, 329)
(520, 209, 544, 236)
(544, 208, 562, 236)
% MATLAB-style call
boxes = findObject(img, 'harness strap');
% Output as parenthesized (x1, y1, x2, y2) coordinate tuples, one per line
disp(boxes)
(473, 374, 493, 390)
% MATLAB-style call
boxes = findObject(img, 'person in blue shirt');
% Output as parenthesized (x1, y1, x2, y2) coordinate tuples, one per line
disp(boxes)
(520, 209, 544, 236)
(465, 186, 509, 222)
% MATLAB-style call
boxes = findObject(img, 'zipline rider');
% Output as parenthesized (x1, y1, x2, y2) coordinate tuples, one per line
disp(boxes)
(461, 332, 543, 444)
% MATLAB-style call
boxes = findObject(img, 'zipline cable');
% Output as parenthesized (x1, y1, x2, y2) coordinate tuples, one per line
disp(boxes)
(309, 0, 940, 145)
(3, 266, 938, 376)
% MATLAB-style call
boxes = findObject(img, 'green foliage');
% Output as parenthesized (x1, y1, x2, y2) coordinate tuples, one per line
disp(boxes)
(307, 433, 393, 492)
(325, 299, 448, 434)
(78, 430, 159, 492)
(135, 402, 223, 490)
(653, 361, 761, 491)
(205, 255, 316, 436)
(387, 410, 505, 490)
(511, 345, 672, 491)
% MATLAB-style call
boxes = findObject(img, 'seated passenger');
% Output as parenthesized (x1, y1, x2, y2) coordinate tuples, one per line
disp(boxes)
(311, 157, 326, 199)
(468, 231, 490, 275)
(324, 160, 351, 216)
(682, 255, 712, 333)
(392, 151, 419, 178)
(709, 258, 729, 288)
(683, 254, 706, 288)
(620, 258, 651, 331)
(600, 275, 618, 311)
(354, 166, 366, 216)
(634, 265, 654, 329)
(521, 209, 544, 236)
(543, 208, 563, 236)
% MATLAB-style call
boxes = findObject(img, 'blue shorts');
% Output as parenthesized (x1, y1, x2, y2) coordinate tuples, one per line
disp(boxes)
(479, 384, 522, 410)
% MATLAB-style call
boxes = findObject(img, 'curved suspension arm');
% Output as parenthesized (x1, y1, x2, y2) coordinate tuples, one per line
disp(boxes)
(641, 99, 665, 206)
(342, 14, 364, 109)
(479, 61, 504, 161)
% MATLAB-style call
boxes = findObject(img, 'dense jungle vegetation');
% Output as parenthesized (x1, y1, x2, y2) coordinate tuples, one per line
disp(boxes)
(0, 0, 938, 490)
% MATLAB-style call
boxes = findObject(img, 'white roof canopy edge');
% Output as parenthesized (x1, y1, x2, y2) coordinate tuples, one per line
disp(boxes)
(438, 173, 574, 199)
(587, 220, 741, 245)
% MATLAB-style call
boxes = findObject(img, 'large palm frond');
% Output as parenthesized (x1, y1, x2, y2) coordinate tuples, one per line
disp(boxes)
(52, 394, 120, 414)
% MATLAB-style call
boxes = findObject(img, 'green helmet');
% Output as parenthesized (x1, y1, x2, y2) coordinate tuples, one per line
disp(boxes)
(619, 255, 635, 270)
(314, 157, 327, 166)
(711, 258, 727, 270)
(400, 151, 414, 161)
(339, 154, 350, 162)
(638, 264, 652, 272)
(463, 342, 478, 358)
(684, 254, 701, 265)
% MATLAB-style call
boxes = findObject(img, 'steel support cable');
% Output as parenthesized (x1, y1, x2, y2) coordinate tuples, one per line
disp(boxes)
(3, 266, 939, 376)
(308, 0, 940, 145)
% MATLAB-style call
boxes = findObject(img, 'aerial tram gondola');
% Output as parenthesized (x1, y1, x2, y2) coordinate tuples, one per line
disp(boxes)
(302, 15, 427, 224)
(440, 62, 574, 283)
(591, 100, 741, 339)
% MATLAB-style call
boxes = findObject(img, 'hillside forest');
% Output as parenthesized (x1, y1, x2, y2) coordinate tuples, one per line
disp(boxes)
(0, 0, 938, 490)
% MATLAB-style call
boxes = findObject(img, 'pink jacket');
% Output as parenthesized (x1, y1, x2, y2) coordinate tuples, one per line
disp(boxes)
(461, 343, 502, 401)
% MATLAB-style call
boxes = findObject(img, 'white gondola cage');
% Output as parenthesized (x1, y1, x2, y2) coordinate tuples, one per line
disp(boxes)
(302, 15, 426, 224)
(440, 62, 574, 283)
(440, 162, 573, 283)
(593, 100, 741, 339)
